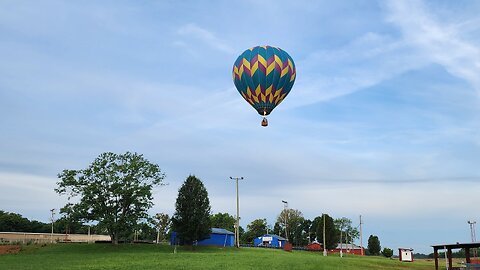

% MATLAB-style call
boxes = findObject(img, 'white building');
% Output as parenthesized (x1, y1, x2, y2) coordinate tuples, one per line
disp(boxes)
(398, 248, 414, 262)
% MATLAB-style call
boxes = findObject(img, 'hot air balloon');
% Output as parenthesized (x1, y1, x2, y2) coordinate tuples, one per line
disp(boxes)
(232, 45, 296, 127)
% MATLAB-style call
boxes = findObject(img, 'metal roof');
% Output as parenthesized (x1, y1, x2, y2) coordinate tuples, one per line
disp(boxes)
(431, 242, 480, 249)
(211, 228, 234, 235)
(258, 234, 286, 241)
(335, 243, 363, 249)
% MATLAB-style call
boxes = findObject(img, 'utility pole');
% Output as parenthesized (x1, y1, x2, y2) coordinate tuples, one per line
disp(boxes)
(282, 200, 288, 241)
(50, 209, 55, 243)
(360, 215, 364, 256)
(230, 176, 243, 248)
(323, 213, 327, 256)
(340, 228, 343, 258)
(468, 220, 477, 257)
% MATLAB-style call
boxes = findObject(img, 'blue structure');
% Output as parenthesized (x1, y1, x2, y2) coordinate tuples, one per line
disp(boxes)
(170, 228, 234, 247)
(253, 234, 287, 248)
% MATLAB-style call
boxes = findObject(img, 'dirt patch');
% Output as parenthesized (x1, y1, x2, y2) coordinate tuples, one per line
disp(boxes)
(0, 245, 21, 255)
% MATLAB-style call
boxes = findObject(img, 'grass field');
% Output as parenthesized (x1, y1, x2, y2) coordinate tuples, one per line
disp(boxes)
(0, 243, 436, 270)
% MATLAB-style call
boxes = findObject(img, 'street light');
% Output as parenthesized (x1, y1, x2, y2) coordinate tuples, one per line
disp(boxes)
(282, 200, 288, 241)
(468, 220, 477, 257)
(323, 213, 327, 256)
(50, 209, 55, 243)
(230, 176, 243, 248)
(468, 220, 477, 242)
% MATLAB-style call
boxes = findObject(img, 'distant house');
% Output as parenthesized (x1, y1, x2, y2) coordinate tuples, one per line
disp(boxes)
(331, 243, 364, 255)
(170, 228, 234, 247)
(398, 248, 414, 262)
(253, 234, 287, 248)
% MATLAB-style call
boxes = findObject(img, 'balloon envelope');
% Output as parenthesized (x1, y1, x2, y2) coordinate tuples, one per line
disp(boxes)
(232, 45, 296, 116)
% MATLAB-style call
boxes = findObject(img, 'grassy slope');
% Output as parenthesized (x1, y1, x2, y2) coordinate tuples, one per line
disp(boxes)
(0, 244, 434, 270)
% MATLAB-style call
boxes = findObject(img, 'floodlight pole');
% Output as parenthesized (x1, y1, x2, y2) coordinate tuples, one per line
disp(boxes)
(468, 220, 477, 258)
(230, 176, 243, 248)
(282, 200, 288, 241)
(50, 208, 55, 243)
(360, 215, 364, 256)
(323, 213, 327, 256)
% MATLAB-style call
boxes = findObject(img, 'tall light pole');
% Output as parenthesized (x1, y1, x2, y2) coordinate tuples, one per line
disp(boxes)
(323, 213, 327, 256)
(50, 208, 55, 243)
(360, 215, 364, 256)
(230, 176, 243, 248)
(282, 200, 288, 241)
(468, 220, 477, 258)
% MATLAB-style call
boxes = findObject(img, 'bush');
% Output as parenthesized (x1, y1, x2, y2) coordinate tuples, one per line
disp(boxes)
(382, 247, 393, 258)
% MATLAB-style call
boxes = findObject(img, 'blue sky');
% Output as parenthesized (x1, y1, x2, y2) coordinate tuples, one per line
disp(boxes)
(1, 0, 480, 254)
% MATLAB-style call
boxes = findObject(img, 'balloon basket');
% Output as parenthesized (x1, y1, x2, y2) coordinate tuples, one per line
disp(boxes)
(261, 117, 268, 127)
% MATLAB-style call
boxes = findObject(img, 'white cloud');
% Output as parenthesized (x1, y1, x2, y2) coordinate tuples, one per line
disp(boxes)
(386, 0, 480, 92)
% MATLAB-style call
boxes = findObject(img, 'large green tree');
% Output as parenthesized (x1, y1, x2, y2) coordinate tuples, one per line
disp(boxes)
(276, 208, 304, 243)
(368, 235, 381, 255)
(315, 214, 338, 250)
(345, 222, 360, 244)
(210, 212, 235, 231)
(171, 175, 211, 245)
(334, 217, 350, 252)
(295, 219, 312, 246)
(55, 152, 166, 244)
(243, 218, 268, 244)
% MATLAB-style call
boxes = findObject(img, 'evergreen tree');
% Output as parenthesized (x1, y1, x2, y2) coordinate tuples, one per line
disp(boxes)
(368, 235, 381, 255)
(172, 175, 211, 245)
(315, 214, 338, 250)
(310, 216, 322, 241)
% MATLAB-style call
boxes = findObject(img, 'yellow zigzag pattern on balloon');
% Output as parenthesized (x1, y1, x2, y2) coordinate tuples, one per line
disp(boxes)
(235, 55, 295, 83)
(241, 86, 286, 106)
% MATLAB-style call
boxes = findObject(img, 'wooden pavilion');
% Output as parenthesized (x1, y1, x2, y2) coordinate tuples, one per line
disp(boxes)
(431, 242, 480, 270)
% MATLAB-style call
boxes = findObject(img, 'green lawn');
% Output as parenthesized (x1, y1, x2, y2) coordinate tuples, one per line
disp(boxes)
(0, 244, 434, 270)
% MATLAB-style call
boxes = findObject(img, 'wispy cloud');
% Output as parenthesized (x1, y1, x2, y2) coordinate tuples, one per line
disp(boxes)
(386, 0, 480, 92)
(176, 23, 235, 54)
(286, 32, 428, 109)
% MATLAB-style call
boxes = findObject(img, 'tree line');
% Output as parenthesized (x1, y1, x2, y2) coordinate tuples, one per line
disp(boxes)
(3, 151, 387, 255)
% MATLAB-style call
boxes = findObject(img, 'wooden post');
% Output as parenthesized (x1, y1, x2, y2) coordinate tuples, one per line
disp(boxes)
(447, 248, 453, 270)
(434, 247, 439, 270)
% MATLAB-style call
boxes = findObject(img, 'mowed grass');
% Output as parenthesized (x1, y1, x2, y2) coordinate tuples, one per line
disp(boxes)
(0, 243, 434, 270)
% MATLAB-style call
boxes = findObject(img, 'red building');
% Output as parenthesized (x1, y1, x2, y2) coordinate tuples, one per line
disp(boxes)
(330, 243, 364, 255)
(305, 242, 364, 255)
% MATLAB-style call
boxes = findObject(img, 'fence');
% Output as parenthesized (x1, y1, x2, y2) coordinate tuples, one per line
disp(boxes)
(0, 232, 110, 244)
